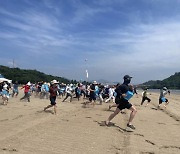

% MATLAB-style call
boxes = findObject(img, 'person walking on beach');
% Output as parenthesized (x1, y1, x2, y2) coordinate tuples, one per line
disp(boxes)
(20, 82, 31, 102)
(105, 75, 137, 130)
(44, 80, 59, 115)
(141, 88, 151, 106)
(158, 87, 170, 108)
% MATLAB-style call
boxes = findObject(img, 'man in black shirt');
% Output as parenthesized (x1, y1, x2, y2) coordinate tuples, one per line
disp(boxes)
(84, 81, 97, 106)
(105, 75, 137, 130)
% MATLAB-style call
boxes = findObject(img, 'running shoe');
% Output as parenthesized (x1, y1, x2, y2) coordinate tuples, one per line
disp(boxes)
(127, 124, 136, 130)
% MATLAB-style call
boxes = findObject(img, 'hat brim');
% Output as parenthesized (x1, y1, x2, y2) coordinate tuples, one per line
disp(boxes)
(53, 82, 59, 84)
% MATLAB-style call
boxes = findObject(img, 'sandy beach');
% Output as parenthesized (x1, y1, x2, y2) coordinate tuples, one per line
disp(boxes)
(0, 90, 180, 154)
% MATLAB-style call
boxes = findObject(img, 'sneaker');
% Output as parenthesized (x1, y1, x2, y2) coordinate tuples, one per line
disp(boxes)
(127, 124, 136, 130)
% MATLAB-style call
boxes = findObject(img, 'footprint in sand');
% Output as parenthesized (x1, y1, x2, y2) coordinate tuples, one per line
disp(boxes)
(2, 148, 18, 152)
(12, 115, 23, 120)
(61, 119, 69, 122)
(151, 107, 158, 110)
(160, 145, 180, 150)
(145, 140, 155, 145)
(157, 122, 166, 125)
(0, 119, 9, 122)
(140, 151, 155, 154)
(85, 116, 92, 118)
(134, 133, 144, 137)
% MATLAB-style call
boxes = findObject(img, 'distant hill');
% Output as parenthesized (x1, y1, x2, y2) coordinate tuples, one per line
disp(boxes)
(141, 72, 180, 89)
(0, 65, 71, 84)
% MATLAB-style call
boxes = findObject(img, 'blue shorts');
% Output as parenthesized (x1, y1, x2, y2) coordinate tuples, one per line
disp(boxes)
(13, 89, 19, 93)
(159, 97, 168, 104)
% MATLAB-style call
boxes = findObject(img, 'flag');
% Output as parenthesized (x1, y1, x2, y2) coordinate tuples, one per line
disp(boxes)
(86, 70, 88, 79)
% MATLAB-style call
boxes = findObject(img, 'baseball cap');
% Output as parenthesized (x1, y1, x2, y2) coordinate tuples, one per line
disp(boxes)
(123, 75, 133, 80)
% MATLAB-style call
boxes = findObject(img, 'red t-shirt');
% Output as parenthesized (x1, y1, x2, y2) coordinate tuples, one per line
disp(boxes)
(49, 86, 58, 97)
(22, 85, 30, 93)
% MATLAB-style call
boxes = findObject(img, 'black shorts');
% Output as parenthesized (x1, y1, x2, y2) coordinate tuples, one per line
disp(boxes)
(115, 98, 121, 104)
(89, 94, 96, 102)
(117, 99, 132, 110)
(117, 102, 132, 110)
(50, 96, 56, 105)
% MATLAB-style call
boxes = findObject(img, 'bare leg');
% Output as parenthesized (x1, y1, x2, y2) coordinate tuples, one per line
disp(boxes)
(127, 106, 137, 125)
(164, 102, 169, 108)
(106, 107, 121, 125)
(109, 103, 118, 110)
(54, 105, 57, 115)
(44, 105, 53, 111)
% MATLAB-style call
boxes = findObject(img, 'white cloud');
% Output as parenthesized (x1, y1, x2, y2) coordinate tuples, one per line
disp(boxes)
(80, 21, 180, 83)
(0, 1, 180, 83)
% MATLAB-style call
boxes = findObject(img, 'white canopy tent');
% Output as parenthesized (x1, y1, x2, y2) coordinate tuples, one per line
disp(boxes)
(0, 74, 12, 83)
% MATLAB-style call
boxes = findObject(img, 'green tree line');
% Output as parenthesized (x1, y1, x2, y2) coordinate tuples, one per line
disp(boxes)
(0, 65, 72, 84)
(141, 72, 180, 89)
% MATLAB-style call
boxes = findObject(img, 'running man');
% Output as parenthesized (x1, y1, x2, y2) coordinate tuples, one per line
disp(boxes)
(105, 75, 137, 130)
(12, 81, 19, 97)
(62, 84, 73, 102)
(44, 80, 59, 115)
(141, 88, 151, 106)
(84, 81, 97, 106)
(20, 82, 31, 102)
(158, 87, 170, 108)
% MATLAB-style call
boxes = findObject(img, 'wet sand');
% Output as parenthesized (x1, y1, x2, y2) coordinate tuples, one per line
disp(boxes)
(0, 91, 180, 154)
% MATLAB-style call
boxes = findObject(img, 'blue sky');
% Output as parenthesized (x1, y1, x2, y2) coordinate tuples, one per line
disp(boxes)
(0, 0, 180, 84)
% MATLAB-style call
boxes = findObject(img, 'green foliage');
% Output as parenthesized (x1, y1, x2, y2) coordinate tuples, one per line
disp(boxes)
(142, 72, 180, 89)
(0, 65, 70, 84)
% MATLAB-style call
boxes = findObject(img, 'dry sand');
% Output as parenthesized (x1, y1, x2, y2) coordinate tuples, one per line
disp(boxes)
(0, 90, 180, 154)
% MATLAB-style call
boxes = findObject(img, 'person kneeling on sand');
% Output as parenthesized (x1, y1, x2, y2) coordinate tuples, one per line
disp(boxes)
(105, 75, 137, 130)
(44, 80, 59, 115)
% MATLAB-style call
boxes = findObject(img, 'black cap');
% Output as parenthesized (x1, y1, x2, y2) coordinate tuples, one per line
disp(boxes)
(123, 75, 132, 80)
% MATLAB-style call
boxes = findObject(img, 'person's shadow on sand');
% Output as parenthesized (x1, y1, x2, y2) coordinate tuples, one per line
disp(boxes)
(37, 110, 54, 114)
(96, 121, 128, 132)
(44, 110, 54, 114)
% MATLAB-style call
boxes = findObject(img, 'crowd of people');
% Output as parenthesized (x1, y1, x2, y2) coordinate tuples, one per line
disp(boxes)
(0, 75, 171, 131)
